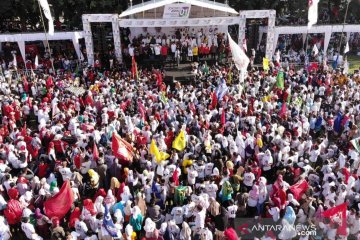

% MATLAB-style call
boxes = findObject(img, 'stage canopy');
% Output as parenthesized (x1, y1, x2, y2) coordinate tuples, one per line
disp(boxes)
(119, 0, 238, 19)
(118, 0, 239, 28)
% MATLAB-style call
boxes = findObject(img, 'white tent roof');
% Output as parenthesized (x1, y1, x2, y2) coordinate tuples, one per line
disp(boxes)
(119, 0, 238, 18)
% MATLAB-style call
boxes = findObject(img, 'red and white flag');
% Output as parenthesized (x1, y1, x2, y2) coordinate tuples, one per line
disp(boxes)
(308, 0, 320, 29)
(112, 132, 133, 163)
(322, 203, 347, 236)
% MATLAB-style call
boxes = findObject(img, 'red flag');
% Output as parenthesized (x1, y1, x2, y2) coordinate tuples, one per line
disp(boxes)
(138, 100, 146, 121)
(289, 179, 309, 200)
(44, 181, 74, 219)
(46, 76, 54, 89)
(27, 97, 32, 109)
(156, 71, 163, 87)
(131, 56, 138, 80)
(112, 132, 133, 163)
(172, 167, 179, 186)
(23, 75, 29, 93)
(279, 102, 287, 118)
(93, 143, 99, 161)
(211, 91, 218, 109)
(21, 123, 27, 137)
(322, 203, 347, 236)
(221, 109, 226, 125)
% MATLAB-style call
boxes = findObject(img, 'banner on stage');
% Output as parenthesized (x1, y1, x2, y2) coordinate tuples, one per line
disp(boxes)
(163, 4, 191, 19)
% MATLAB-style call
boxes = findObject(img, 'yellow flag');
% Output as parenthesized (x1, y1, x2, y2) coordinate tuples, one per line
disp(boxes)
(172, 130, 186, 151)
(150, 139, 170, 163)
(263, 58, 269, 71)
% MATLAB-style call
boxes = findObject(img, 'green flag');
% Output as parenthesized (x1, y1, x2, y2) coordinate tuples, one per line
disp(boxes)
(276, 71, 285, 90)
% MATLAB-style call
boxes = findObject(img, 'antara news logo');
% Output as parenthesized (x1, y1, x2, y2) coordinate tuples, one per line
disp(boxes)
(236, 218, 318, 239)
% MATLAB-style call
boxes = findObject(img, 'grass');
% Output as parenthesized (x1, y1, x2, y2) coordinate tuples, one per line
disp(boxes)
(348, 55, 360, 74)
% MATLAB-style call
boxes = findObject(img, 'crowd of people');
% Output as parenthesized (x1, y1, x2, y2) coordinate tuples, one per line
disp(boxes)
(0, 31, 360, 240)
(123, 30, 231, 64)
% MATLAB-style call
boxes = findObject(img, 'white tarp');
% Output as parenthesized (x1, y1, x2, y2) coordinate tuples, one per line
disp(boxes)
(0, 31, 84, 62)
(163, 3, 191, 19)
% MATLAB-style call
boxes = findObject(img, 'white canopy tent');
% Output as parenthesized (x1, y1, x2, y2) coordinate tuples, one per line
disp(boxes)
(0, 31, 84, 63)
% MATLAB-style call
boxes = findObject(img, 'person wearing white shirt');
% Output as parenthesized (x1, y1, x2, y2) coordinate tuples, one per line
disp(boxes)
(171, 205, 184, 225)
(192, 205, 206, 230)
(21, 217, 43, 240)
(227, 200, 238, 228)
(243, 169, 255, 189)
(187, 166, 198, 186)
(75, 220, 88, 239)
(205, 181, 218, 199)
(59, 161, 73, 181)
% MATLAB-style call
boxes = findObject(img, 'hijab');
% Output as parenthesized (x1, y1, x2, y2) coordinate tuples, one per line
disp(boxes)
(283, 206, 296, 225)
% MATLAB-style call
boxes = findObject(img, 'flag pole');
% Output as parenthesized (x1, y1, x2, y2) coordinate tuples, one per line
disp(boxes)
(338, 0, 350, 56)
(37, 0, 55, 74)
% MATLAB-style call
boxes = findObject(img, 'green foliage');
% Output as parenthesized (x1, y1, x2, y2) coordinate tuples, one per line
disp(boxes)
(0, 0, 128, 30)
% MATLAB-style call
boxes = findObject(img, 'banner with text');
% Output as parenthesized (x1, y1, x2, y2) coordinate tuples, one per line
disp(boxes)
(163, 4, 191, 19)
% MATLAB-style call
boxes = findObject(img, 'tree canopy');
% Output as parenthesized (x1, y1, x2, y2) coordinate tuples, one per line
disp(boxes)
(0, 0, 358, 32)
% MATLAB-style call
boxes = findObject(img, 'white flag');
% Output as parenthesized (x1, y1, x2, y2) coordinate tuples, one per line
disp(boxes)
(13, 54, 17, 68)
(39, 0, 54, 35)
(227, 33, 249, 71)
(275, 50, 281, 63)
(344, 42, 350, 54)
(242, 38, 248, 52)
(80, 51, 85, 61)
(343, 59, 349, 74)
(313, 44, 319, 55)
(308, 0, 320, 29)
(35, 55, 39, 69)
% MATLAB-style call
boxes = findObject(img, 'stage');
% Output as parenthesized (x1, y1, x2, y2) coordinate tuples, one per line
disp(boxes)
(164, 63, 195, 83)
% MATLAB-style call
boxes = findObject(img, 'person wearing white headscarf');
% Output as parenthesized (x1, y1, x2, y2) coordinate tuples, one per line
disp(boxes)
(129, 206, 143, 233)
(279, 206, 297, 240)
(124, 200, 133, 223)
(258, 177, 268, 214)
(286, 193, 300, 207)
(124, 224, 136, 240)
(121, 186, 132, 203)
(104, 189, 116, 209)
(180, 221, 192, 240)
(144, 218, 158, 239)
(94, 196, 105, 214)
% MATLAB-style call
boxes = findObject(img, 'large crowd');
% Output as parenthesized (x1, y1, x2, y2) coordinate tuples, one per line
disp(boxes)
(0, 33, 360, 240)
